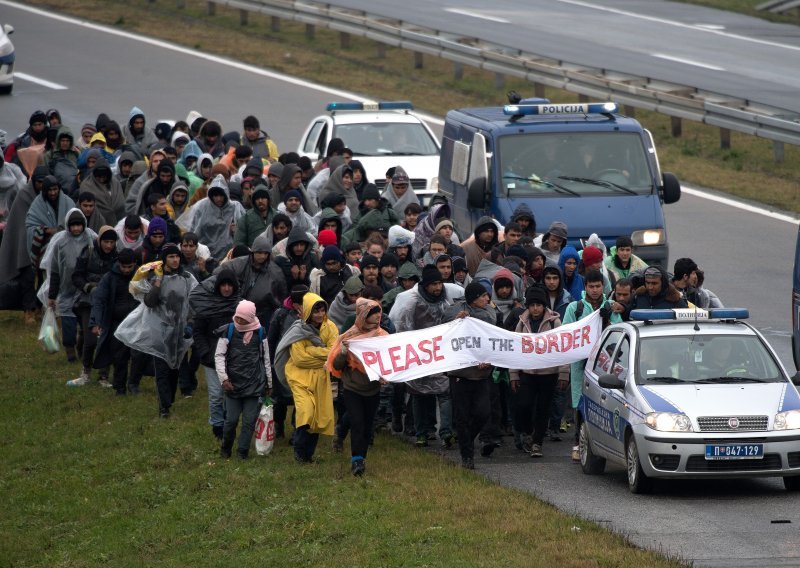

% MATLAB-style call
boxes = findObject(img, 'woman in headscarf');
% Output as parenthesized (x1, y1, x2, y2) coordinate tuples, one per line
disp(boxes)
(326, 298, 388, 476)
(274, 293, 338, 463)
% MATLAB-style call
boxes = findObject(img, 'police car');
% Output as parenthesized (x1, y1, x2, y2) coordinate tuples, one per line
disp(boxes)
(578, 308, 800, 493)
(297, 101, 440, 200)
(0, 22, 14, 94)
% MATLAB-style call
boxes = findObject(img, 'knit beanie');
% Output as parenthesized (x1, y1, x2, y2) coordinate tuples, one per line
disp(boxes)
(525, 286, 548, 307)
(420, 264, 443, 287)
(147, 216, 168, 236)
(465, 281, 488, 305)
(581, 245, 604, 267)
(317, 229, 338, 247)
(360, 254, 379, 269)
(161, 242, 181, 258)
(321, 246, 343, 264)
(284, 189, 302, 203)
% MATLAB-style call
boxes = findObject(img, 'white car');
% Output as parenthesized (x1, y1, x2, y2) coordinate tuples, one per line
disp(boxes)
(578, 307, 800, 493)
(298, 101, 441, 201)
(0, 23, 14, 95)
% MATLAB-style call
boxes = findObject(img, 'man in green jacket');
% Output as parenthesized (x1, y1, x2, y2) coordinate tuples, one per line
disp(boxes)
(233, 185, 274, 248)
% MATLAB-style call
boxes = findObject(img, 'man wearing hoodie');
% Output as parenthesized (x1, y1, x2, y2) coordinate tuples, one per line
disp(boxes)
(176, 175, 246, 261)
(277, 189, 317, 236)
(125, 149, 167, 213)
(309, 246, 356, 306)
(78, 157, 126, 225)
(134, 217, 167, 265)
(131, 160, 178, 217)
(114, 151, 138, 197)
(382, 166, 419, 215)
(189, 267, 241, 440)
(318, 164, 359, 216)
(537, 221, 568, 264)
(631, 265, 688, 310)
(45, 126, 80, 197)
(510, 286, 570, 458)
(276, 226, 319, 290)
(122, 106, 158, 159)
(510, 203, 537, 245)
(233, 184, 275, 249)
(462, 217, 500, 276)
(541, 261, 573, 320)
(240, 115, 279, 164)
(272, 164, 318, 217)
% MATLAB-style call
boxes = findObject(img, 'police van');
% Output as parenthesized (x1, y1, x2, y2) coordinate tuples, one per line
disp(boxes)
(438, 99, 681, 266)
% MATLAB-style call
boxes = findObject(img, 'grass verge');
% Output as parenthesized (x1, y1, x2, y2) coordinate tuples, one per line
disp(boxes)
(21, 0, 800, 213)
(0, 311, 685, 566)
(677, 0, 800, 25)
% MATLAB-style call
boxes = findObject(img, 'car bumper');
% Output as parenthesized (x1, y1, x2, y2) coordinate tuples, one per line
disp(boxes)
(635, 425, 800, 479)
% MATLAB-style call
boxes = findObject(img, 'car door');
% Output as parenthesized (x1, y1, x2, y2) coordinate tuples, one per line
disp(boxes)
(584, 330, 623, 457)
(600, 335, 631, 460)
(300, 119, 326, 160)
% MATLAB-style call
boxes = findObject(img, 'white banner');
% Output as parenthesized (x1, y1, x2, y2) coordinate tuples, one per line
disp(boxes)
(348, 311, 602, 383)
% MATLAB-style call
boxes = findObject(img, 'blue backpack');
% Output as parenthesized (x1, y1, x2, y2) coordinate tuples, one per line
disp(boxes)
(225, 323, 267, 364)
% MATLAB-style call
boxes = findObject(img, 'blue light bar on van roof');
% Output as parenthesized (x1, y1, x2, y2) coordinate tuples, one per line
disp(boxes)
(326, 101, 414, 112)
(503, 102, 618, 116)
(630, 308, 749, 321)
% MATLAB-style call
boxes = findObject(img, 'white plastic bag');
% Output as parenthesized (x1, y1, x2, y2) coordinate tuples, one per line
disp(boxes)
(254, 402, 275, 456)
(38, 307, 61, 354)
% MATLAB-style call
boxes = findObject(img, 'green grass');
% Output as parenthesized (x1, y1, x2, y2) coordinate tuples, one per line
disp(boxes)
(0, 311, 686, 566)
(676, 0, 800, 24)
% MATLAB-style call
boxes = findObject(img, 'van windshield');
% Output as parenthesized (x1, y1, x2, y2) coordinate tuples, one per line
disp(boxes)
(498, 132, 654, 196)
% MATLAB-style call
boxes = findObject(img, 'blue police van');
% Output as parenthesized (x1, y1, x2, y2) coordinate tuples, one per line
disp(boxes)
(438, 99, 681, 266)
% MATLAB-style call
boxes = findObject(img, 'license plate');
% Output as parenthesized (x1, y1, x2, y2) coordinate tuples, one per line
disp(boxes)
(705, 444, 764, 460)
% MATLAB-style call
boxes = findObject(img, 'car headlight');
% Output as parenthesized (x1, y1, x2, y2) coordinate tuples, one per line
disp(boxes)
(645, 412, 693, 432)
(631, 229, 665, 247)
(774, 410, 800, 430)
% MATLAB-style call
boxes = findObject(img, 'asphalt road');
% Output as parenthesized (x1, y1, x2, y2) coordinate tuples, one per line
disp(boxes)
(325, 0, 800, 113)
(2, 3, 799, 566)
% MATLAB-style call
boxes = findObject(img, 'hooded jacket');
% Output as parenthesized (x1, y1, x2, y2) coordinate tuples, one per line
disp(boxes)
(78, 157, 126, 225)
(510, 307, 570, 379)
(318, 164, 359, 216)
(25, 183, 76, 263)
(275, 226, 319, 289)
(45, 126, 80, 195)
(341, 206, 398, 247)
(176, 175, 246, 261)
(510, 202, 536, 241)
(46, 208, 96, 316)
(559, 246, 584, 302)
(0, 166, 46, 286)
(72, 231, 119, 308)
(541, 261, 573, 319)
(270, 164, 317, 216)
(189, 267, 242, 368)
(121, 106, 158, 157)
(462, 216, 500, 276)
(381, 166, 419, 215)
(90, 261, 139, 369)
(632, 273, 688, 310)
(233, 186, 275, 249)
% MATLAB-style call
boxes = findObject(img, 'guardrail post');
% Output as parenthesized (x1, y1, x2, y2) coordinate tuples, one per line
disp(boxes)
(453, 62, 463, 80)
(207, 1, 215, 16)
(240, 9, 248, 26)
(773, 141, 785, 163)
(271, 16, 280, 32)
(376, 43, 386, 58)
(495, 73, 505, 89)
(414, 52, 424, 69)
(340, 32, 350, 49)
(670, 116, 682, 138)
(534, 83, 545, 98)
(306, 24, 315, 39)
(720, 128, 731, 150)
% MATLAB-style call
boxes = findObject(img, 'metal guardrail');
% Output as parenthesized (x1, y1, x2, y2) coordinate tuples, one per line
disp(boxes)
(198, 0, 800, 151)
(756, 0, 800, 14)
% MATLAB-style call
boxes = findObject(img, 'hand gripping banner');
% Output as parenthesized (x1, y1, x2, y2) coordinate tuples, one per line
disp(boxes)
(348, 311, 601, 383)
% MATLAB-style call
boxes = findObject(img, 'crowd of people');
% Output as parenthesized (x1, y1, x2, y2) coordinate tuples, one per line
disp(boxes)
(0, 107, 722, 473)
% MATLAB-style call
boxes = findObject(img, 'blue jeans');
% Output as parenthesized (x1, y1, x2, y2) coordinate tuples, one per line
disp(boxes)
(222, 395, 260, 455)
(437, 391, 453, 439)
(203, 365, 224, 428)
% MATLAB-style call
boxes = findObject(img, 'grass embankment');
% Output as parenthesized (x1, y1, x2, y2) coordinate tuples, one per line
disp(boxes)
(678, 0, 800, 24)
(0, 312, 683, 566)
(23, 0, 800, 214)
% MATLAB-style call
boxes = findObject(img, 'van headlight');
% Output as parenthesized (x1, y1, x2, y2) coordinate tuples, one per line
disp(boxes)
(631, 229, 665, 247)
(774, 410, 800, 430)
(645, 412, 693, 432)
(430, 176, 439, 191)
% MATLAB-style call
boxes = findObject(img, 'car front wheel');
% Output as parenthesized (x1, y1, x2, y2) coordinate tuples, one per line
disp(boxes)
(579, 421, 606, 475)
(625, 435, 653, 494)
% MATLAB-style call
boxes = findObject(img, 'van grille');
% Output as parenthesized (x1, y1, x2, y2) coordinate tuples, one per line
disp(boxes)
(697, 416, 768, 432)
(788, 452, 800, 468)
(410, 178, 427, 190)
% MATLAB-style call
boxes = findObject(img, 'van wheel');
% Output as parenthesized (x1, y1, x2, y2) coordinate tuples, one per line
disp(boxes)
(625, 435, 653, 494)
(579, 421, 605, 474)
(784, 476, 800, 492)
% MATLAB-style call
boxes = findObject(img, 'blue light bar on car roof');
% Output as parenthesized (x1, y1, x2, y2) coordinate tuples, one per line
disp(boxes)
(630, 308, 749, 321)
(503, 102, 618, 116)
(326, 101, 414, 112)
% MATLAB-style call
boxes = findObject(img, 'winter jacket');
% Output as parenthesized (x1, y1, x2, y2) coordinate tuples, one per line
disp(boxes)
(72, 238, 118, 308)
(510, 308, 569, 380)
(189, 269, 241, 368)
(462, 216, 500, 276)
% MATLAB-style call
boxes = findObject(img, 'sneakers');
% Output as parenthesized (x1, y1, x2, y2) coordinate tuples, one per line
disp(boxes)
(480, 442, 497, 457)
(352, 458, 366, 476)
(415, 435, 428, 448)
(160, 408, 170, 419)
(461, 457, 475, 470)
(571, 445, 581, 462)
(530, 444, 543, 458)
(521, 435, 534, 454)
(441, 433, 456, 449)
(331, 437, 344, 453)
(98, 378, 113, 389)
(66, 371, 90, 387)
(560, 419, 569, 433)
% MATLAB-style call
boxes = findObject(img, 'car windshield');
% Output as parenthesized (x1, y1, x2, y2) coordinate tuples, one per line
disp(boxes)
(636, 334, 784, 385)
(334, 122, 439, 157)
(497, 132, 654, 196)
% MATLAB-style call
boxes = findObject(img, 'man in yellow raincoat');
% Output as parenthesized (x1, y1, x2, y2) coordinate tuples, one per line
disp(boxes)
(274, 292, 338, 463)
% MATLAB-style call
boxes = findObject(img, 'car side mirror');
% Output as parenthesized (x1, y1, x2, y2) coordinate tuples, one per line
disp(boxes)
(792, 371, 800, 387)
(598, 373, 625, 389)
